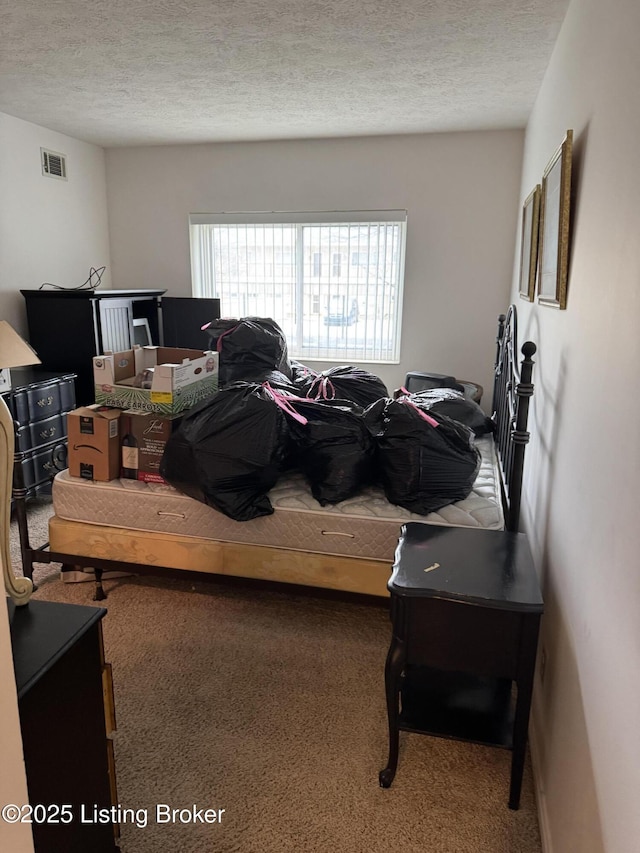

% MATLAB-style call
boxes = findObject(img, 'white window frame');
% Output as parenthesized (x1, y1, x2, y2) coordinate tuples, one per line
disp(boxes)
(189, 210, 407, 364)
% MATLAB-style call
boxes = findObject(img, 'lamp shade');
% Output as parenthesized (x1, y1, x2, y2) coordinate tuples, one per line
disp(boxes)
(0, 320, 41, 369)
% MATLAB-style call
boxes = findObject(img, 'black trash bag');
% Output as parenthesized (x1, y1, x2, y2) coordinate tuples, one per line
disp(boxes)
(282, 395, 375, 505)
(290, 359, 319, 397)
(307, 365, 388, 408)
(244, 369, 299, 395)
(363, 397, 481, 515)
(399, 387, 494, 436)
(201, 317, 293, 387)
(159, 382, 291, 521)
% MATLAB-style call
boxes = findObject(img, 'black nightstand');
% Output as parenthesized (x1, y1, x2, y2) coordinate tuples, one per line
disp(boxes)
(379, 522, 543, 809)
(10, 598, 119, 851)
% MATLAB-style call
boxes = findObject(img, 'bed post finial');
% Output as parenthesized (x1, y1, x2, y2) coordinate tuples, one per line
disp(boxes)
(518, 341, 537, 396)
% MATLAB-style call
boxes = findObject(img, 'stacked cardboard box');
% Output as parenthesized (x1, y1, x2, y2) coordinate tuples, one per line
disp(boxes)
(67, 405, 123, 481)
(108, 347, 216, 481)
(93, 345, 218, 414)
(68, 404, 187, 485)
(66, 345, 219, 483)
(120, 409, 184, 483)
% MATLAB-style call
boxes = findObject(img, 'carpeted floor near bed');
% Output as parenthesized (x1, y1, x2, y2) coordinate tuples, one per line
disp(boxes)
(10, 498, 542, 853)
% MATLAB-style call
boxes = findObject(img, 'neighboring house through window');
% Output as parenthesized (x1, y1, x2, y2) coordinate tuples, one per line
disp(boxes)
(189, 210, 407, 362)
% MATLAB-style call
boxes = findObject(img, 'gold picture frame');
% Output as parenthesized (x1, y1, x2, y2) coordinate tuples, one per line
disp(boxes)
(537, 129, 573, 309)
(518, 185, 541, 302)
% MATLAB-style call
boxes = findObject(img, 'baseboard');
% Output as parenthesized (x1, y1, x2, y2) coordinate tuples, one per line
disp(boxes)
(529, 705, 553, 853)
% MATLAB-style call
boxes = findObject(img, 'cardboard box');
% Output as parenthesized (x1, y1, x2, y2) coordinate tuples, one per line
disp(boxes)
(67, 405, 122, 481)
(93, 345, 218, 414)
(120, 409, 184, 483)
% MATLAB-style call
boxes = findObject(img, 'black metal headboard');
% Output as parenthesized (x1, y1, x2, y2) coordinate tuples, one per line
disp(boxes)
(491, 305, 536, 532)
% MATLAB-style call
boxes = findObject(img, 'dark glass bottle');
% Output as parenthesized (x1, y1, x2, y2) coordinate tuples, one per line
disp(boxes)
(121, 428, 139, 479)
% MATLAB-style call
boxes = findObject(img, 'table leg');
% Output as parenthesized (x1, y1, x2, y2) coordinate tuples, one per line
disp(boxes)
(12, 482, 34, 583)
(379, 634, 405, 788)
(509, 615, 540, 809)
(94, 567, 106, 601)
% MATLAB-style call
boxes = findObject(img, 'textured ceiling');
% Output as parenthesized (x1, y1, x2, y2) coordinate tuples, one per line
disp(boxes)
(0, 0, 569, 148)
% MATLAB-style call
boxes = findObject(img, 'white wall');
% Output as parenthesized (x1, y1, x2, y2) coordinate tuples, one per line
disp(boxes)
(106, 132, 524, 394)
(0, 112, 110, 851)
(514, 1, 640, 851)
(0, 112, 112, 337)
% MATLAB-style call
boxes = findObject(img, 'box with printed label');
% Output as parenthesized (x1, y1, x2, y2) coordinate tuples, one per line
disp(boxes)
(67, 405, 123, 481)
(120, 409, 184, 483)
(93, 345, 218, 414)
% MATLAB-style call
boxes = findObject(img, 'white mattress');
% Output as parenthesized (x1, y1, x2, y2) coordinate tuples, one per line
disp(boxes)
(52, 436, 504, 562)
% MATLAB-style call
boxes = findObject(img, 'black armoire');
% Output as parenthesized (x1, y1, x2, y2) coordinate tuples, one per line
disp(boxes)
(22, 289, 220, 404)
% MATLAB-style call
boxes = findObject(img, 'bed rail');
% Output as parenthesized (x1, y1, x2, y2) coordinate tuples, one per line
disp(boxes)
(491, 305, 536, 532)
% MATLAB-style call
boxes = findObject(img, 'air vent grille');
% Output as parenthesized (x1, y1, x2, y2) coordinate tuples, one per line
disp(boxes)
(41, 148, 67, 180)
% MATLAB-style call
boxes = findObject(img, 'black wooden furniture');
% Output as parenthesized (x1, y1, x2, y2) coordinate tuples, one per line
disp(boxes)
(379, 305, 541, 809)
(22, 289, 221, 405)
(9, 598, 119, 851)
(160, 296, 221, 349)
(3, 368, 76, 500)
(22, 288, 166, 404)
(379, 523, 543, 809)
(490, 306, 536, 533)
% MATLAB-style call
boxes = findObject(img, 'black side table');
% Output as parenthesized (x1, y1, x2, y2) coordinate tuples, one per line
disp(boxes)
(379, 522, 543, 809)
(10, 598, 119, 851)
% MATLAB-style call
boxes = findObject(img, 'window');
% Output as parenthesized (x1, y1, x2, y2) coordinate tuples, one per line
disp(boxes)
(189, 210, 407, 362)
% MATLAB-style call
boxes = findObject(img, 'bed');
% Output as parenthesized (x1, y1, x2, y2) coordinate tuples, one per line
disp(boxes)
(14, 305, 536, 600)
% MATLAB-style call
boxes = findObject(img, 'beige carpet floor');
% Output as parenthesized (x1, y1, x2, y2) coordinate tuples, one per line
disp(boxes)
(10, 498, 542, 853)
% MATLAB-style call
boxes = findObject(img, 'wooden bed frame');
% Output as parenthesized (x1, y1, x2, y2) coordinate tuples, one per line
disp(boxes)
(12, 306, 536, 601)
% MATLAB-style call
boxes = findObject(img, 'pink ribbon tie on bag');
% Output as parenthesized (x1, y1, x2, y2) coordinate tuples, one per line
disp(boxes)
(309, 375, 336, 400)
(398, 397, 439, 427)
(214, 324, 239, 353)
(262, 383, 308, 425)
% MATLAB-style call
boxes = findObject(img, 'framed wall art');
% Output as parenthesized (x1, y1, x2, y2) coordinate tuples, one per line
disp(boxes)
(537, 129, 573, 309)
(518, 185, 541, 302)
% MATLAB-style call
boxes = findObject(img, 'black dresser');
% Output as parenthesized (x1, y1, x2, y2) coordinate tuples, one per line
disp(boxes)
(9, 598, 119, 852)
(3, 368, 77, 499)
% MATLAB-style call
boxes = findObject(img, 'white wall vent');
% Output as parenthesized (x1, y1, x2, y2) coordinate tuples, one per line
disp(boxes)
(41, 148, 67, 180)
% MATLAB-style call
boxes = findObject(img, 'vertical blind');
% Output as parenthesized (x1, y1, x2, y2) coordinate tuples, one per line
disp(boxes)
(189, 210, 407, 362)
